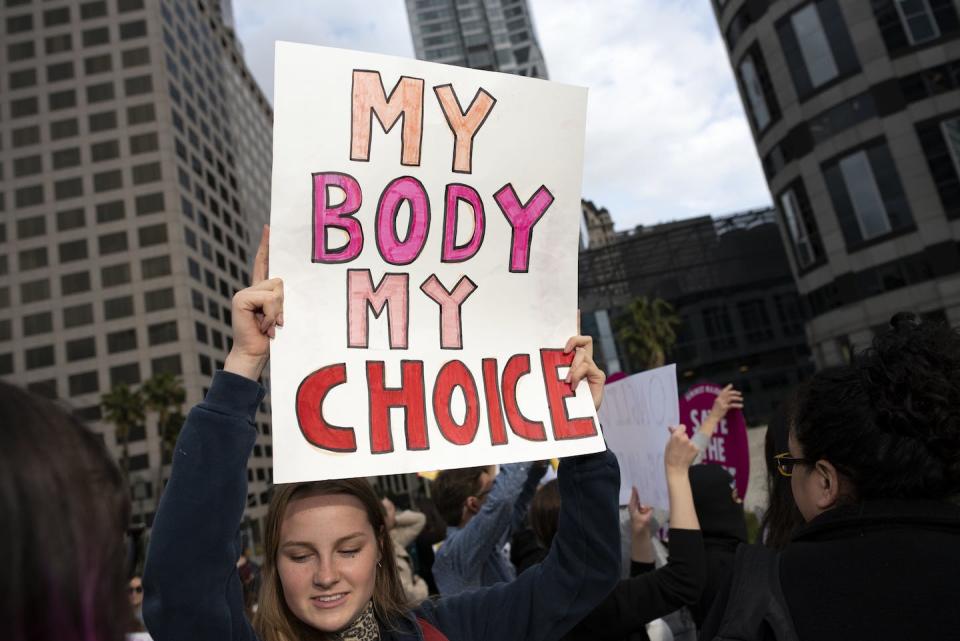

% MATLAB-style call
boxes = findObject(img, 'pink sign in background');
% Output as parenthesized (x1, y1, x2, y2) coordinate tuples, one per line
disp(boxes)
(680, 382, 750, 500)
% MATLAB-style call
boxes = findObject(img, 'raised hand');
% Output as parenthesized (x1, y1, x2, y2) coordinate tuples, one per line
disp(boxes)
(563, 334, 606, 410)
(710, 384, 744, 421)
(664, 425, 699, 475)
(628, 486, 654, 536)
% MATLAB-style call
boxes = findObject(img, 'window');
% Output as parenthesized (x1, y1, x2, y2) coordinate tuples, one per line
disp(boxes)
(138, 223, 167, 247)
(145, 288, 175, 311)
(91, 140, 120, 162)
(49, 89, 77, 111)
(874, 0, 959, 54)
(107, 328, 138, 353)
(99, 231, 128, 254)
(81, 2, 108, 20)
(12, 125, 41, 147)
(19, 247, 48, 271)
(7, 40, 35, 62)
(151, 355, 182, 377)
(10, 68, 37, 88)
(129, 132, 159, 154)
(46, 33, 73, 54)
(919, 115, 960, 216)
(82, 27, 109, 47)
(89, 111, 118, 132)
(44, 7, 71, 27)
(57, 208, 86, 231)
(141, 255, 171, 278)
(23, 311, 53, 336)
(15, 185, 44, 208)
(738, 45, 779, 132)
(777, 1, 859, 96)
(96, 200, 125, 222)
(104, 295, 134, 319)
(109, 363, 141, 387)
(702, 306, 738, 351)
(61, 271, 92, 294)
(195, 322, 209, 343)
(53, 147, 82, 169)
(66, 337, 97, 361)
(51, 118, 79, 140)
(14, 155, 43, 177)
(59, 239, 89, 263)
(135, 192, 164, 215)
(47, 61, 75, 82)
(737, 300, 775, 342)
(25, 345, 55, 370)
(86, 82, 115, 103)
(895, 0, 941, 44)
(198, 354, 212, 376)
(11, 96, 39, 118)
(70, 371, 100, 395)
(102, 263, 131, 287)
(148, 321, 179, 345)
(823, 141, 914, 247)
(55, 177, 84, 200)
(94, 169, 123, 192)
(85, 54, 113, 75)
(119, 20, 147, 39)
(63, 303, 94, 328)
(118, 0, 145, 12)
(125, 75, 153, 96)
(132, 161, 162, 184)
(121, 46, 150, 67)
(16, 215, 46, 239)
(128, 103, 156, 124)
(0, 319, 14, 342)
(6, 13, 32, 33)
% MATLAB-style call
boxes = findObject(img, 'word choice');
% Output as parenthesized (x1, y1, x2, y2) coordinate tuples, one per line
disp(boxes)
(295, 350, 598, 454)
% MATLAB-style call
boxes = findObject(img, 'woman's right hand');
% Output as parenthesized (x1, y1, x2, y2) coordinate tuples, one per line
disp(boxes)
(223, 225, 284, 382)
(664, 425, 699, 476)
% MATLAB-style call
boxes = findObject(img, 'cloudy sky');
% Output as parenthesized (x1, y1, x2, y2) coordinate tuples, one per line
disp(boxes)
(232, 0, 771, 230)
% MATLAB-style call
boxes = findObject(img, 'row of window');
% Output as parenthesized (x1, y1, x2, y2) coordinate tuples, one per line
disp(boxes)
(5, 19, 148, 67)
(4, 74, 153, 121)
(0, 262, 171, 310)
(5, 163, 160, 212)
(4, 0, 143, 36)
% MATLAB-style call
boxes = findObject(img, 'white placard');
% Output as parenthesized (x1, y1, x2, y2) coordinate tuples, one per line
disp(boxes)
(268, 42, 605, 482)
(598, 365, 679, 509)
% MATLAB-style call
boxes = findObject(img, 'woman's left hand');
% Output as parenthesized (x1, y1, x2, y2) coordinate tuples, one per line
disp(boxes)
(564, 334, 606, 410)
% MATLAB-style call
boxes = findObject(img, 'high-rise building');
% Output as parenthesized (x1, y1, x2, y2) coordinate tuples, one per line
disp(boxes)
(579, 208, 813, 425)
(405, 0, 548, 78)
(713, 0, 960, 367)
(0, 0, 273, 546)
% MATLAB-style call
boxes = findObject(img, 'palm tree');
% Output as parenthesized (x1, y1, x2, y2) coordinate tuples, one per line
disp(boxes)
(141, 373, 186, 501)
(101, 384, 145, 481)
(616, 296, 682, 371)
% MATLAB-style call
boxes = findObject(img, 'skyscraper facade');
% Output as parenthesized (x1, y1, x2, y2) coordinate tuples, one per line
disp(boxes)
(405, 0, 548, 78)
(0, 0, 273, 544)
(714, 0, 960, 367)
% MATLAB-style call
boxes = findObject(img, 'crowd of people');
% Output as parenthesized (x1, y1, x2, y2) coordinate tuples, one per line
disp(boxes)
(4, 228, 960, 641)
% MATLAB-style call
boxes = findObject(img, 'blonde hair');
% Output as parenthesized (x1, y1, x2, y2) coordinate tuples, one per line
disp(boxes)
(253, 479, 410, 641)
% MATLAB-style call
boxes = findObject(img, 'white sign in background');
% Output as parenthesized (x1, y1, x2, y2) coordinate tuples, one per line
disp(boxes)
(268, 43, 605, 482)
(598, 365, 679, 510)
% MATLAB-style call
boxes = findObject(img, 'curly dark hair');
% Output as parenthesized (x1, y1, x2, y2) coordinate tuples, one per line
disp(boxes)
(793, 313, 960, 501)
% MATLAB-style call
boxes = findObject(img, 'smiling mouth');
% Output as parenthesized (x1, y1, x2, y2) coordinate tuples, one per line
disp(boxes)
(311, 593, 349, 609)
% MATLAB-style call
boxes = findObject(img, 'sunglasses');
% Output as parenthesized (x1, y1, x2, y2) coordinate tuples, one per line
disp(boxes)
(773, 452, 811, 477)
(128, 585, 143, 594)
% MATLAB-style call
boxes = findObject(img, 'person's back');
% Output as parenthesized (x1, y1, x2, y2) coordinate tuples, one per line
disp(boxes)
(703, 314, 960, 641)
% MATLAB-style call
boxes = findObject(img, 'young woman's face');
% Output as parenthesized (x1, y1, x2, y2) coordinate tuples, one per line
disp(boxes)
(277, 493, 380, 633)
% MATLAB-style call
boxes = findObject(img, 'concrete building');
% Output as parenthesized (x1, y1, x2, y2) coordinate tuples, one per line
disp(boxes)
(405, 0, 548, 78)
(713, 0, 960, 367)
(0, 0, 273, 546)
(579, 208, 813, 425)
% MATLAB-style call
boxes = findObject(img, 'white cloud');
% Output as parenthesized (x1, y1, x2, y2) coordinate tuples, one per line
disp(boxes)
(232, 0, 771, 229)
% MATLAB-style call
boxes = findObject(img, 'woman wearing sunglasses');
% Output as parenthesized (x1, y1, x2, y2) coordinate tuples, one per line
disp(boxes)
(703, 313, 960, 641)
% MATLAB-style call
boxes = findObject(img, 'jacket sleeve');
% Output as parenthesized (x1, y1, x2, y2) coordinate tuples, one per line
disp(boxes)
(565, 529, 706, 641)
(419, 450, 621, 641)
(392, 509, 427, 548)
(142, 371, 263, 641)
(442, 462, 531, 572)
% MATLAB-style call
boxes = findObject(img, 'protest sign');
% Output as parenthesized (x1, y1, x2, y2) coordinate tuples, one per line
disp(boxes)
(681, 382, 750, 499)
(268, 42, 603, 482)
(598, 365, 679, 509)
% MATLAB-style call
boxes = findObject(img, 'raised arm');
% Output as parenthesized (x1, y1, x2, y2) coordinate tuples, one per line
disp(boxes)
(143, 226, 281, 641)
(691, 385, 743, 463)
(422, 335, 621, 641)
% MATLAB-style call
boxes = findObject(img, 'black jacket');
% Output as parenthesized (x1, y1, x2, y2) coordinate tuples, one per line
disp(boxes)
(703, 499, 960, 640)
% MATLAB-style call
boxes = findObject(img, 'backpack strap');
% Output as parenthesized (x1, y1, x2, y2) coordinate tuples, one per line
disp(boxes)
(712, 545, 799, 641)
(416, 616, 451, 641)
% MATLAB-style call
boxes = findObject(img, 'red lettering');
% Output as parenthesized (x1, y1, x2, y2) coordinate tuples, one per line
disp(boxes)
(482, 358, 508, 446)
(433, 360, 480, 445)
(540, 349, 598, 440)
(366, 360, 428, 454)
(296, 364, 356, 452)
(500, 354, 546, 441)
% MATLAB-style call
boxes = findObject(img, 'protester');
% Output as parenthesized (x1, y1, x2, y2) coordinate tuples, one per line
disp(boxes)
(511, 478, 560, 574)
(534, 427, 704, 641)
(759, 404, 803, 550)
(686, 465, 746, 628)
(0, 380, 131, 641)
(702, 313, 960, 640)
(431, 456, 546, 595)
(381, 496, 430, 603)
(143, 227, 622, 641)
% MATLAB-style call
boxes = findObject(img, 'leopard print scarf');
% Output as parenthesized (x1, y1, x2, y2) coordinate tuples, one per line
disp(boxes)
(331, 601, 380, 641)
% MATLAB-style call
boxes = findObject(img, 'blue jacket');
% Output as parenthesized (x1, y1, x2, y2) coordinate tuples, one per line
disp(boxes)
(143, 371, 621, 641)
(434, 461, 542, 595)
